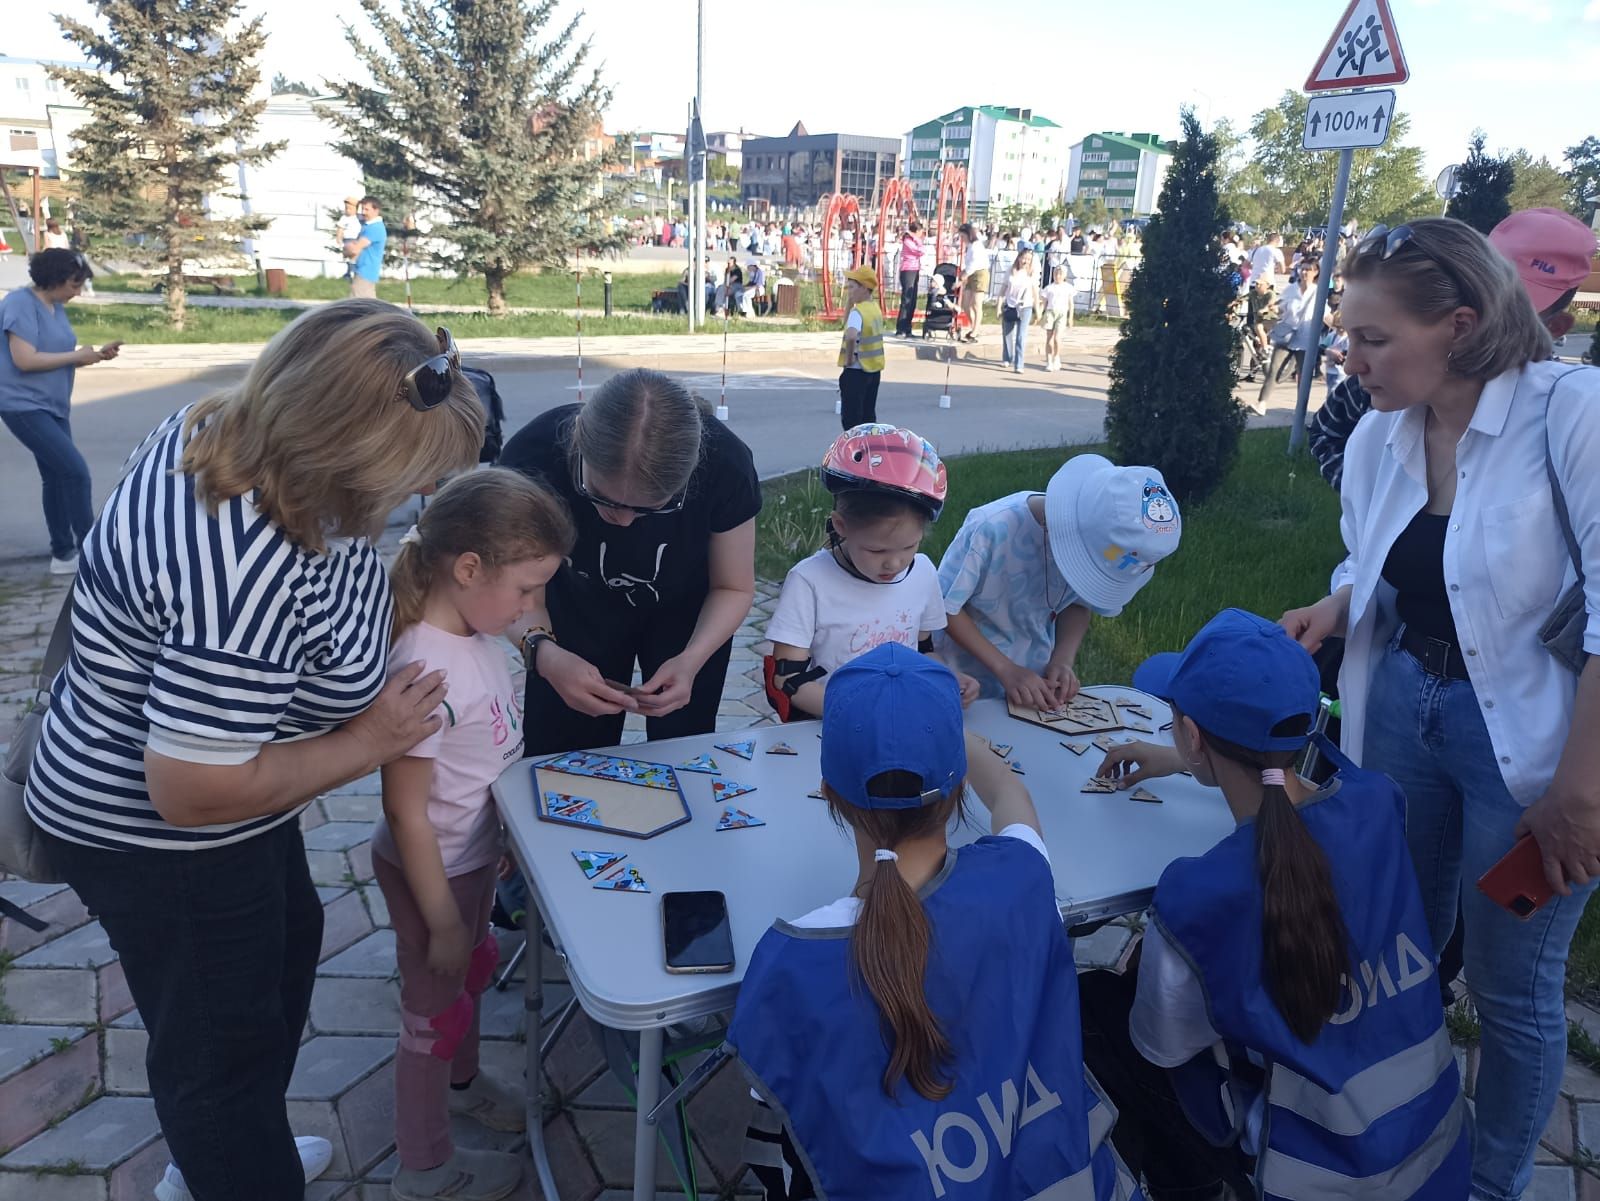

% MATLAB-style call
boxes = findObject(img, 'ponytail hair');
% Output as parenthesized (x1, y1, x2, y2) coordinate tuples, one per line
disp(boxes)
(823, 773, 966, 1100)
(1191, 714, 1353, 1044)
(390, 467, 575, 639)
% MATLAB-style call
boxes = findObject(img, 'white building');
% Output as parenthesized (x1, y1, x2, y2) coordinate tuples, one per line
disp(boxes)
(902, 106, 1069, 217)
(1064, 132, 1172, 217)
(0, 54, 89, 176)
(705, 129, 746, 170)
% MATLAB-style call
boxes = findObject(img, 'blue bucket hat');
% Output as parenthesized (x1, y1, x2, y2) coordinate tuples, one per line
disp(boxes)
(820, 643, 966, 810)
(1132, 609, 1320, 752)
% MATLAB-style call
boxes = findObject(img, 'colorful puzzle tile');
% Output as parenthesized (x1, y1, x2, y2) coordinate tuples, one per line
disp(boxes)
(989, 742, 1013, 758)
(714, 739, 756, 761)
(571, 849, 626, 879)
(677, 753, 721, 775)
(765, 741, 799, 756)
(710, 776, 757, 803)
(716, 806, 766, 831)
(593, 865, 650, 892)
(1080, 777, 1118, 794)
(545, 792, 603, 825)
(1128, 787, 1163, 804)
(1009, 760, 1026, 775)
(1060, 741, 1089, 756)
(1092, 734, 1118, 752)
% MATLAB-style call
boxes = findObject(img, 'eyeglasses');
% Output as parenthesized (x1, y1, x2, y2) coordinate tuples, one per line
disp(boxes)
(399, 327, 460, 412)
(574, 463, 686, 517)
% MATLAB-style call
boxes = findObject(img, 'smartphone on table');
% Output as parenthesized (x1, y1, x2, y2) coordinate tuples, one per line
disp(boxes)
(662, 890, 735, 974)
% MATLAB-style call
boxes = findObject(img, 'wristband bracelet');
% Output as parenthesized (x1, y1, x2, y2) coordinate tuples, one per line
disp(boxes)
(523, 630, 556, 675)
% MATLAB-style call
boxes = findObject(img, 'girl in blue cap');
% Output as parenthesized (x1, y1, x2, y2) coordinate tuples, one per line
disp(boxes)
(727, 642, 1139, 1201)
(1089, 609, 1467, 1201)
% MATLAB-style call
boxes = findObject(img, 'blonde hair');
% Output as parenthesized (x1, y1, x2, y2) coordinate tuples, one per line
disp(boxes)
(390, 468, 575, 638)
(181, 300, 485, 551)
(569, 368, 707, 505)
(1341, 217, 1552, 379)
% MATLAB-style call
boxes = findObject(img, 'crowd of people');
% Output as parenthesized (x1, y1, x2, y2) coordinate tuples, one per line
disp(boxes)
(2, 205, 1599, 1201)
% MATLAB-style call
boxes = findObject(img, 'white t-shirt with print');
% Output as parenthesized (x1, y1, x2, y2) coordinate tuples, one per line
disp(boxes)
(935, 492, 1102, 699)
(767, 549, 947, 676)
(1042, 282, 1073, 312)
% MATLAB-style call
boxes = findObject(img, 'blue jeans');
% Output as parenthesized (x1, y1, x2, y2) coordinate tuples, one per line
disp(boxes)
(1001, 304, 1033, 369)
(46, 820, 322, 1201)
(1, 408, 94, 559)
(1364, 639, 1596, 1201)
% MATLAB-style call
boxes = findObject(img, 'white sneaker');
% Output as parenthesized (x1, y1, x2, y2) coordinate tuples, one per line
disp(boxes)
(49, 555, 78, 576)
(153, 1136, 333, 1200)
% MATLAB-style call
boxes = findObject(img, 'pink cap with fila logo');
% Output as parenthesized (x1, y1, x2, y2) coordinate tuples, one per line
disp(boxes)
(1488, 208, 1597, 314)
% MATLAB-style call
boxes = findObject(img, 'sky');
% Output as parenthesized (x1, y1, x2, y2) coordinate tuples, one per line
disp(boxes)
(7, 0, 1599, 182)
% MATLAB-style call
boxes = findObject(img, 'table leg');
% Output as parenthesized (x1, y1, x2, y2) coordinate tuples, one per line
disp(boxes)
(524, 906, 562, 1201)
(633, 1025, 665, 1201)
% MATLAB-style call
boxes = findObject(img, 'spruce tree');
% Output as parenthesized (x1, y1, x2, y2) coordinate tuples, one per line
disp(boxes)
(323, 0, 625, 316)
(50, 0, 279, 330)
(1447, 132, 1514, 234)
(1104, 109, 1243, 503)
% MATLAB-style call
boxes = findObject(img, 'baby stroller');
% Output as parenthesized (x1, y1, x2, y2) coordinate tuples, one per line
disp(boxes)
(921, 263, 961, 340)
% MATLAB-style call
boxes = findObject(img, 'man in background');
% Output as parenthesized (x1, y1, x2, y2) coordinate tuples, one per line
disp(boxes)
(344, 196, 387, 299)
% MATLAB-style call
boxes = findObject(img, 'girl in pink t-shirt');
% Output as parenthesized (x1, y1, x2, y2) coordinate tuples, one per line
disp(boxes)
(375, 468, 573, 1201)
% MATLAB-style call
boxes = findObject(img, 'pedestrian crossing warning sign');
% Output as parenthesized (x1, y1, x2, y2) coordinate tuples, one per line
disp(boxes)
(1305, 0, 1410, 91)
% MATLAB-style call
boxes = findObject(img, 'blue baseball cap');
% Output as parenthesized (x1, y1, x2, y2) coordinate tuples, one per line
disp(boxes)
(1132, 609, 1319, 753)
(820, 643, 967, 810)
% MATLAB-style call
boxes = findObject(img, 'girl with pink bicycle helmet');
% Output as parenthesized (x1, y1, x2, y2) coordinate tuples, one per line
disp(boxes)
(763, 425, 976, 721)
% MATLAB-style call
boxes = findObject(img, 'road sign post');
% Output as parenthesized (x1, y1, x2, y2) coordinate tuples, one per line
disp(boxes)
(1288, 0, 1409, 456)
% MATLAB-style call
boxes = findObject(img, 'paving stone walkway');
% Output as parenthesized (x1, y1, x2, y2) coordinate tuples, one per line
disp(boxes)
(2, 540, 1600, 1199)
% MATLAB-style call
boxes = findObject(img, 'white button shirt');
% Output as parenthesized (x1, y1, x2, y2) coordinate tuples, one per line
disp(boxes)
(1333, 360, 1600, 805)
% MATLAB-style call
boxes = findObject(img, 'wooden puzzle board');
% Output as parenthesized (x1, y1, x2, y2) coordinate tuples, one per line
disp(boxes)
(1007, 692, 1126, 735)
(533, 765, 691, 839)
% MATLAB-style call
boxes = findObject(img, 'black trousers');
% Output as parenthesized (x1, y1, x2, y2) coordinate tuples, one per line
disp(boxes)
(524, 588, 734, 753)
(838, 368, 881, 431)
(47, 821, 322, 1201)
(895, 269, 919, 336)
(1078, 959, 1255, 1201)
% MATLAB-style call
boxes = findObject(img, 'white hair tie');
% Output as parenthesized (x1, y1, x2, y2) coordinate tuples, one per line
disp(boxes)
(1260, 768, 1287, 786)
(874, 849, 899, 863)
(399, 524, 422, 548)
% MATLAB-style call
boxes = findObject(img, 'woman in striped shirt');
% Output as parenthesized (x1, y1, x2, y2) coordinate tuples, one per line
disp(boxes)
(27, 299, 484, 1201)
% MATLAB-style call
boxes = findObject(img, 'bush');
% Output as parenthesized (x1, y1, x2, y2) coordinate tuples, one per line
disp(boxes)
(1104, 108, 1243, 503)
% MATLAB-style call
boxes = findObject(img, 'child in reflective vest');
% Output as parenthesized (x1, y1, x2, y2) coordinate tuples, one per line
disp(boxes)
(374, 470, 574, 1201)
(1091, 609, 1468, 1201)
(728, 643, 1141, 1201)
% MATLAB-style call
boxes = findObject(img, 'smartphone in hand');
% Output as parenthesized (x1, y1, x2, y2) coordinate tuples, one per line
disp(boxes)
(1477, 835, 1555, 920)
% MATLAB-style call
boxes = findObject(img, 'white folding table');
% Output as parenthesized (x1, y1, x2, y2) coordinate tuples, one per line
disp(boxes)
(492, 689, 1238, 1201)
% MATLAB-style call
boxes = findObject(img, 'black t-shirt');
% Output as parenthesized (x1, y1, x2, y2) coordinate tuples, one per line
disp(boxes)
(1382, 510, 1460, 646)
(500, 403, 762, 612)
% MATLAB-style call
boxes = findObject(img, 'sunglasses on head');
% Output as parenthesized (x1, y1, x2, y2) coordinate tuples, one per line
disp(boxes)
(399, 327, 460, 411)
(575, 462, 686, 517)
(1353, 223, 1469, 301)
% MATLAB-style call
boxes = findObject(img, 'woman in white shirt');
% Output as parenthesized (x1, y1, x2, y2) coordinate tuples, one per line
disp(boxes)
(1281, 217, 1600, 1201)
(958, 223, 989, 344)
(999, 248, 1037, 374)
(1255, 259, 1321, 412)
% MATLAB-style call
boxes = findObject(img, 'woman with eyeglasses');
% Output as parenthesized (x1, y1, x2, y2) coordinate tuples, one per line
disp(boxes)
(1, 247, 121, 574)
(1280, 217, 1600, 1201)
(499, 368, 760, 752)
(25, 299, 484, 1201)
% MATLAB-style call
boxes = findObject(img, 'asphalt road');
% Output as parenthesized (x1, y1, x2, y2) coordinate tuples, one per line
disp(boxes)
(4, 339, 1273, 563)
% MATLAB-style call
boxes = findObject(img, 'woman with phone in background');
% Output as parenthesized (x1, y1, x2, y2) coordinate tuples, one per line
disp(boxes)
(0, 247, 121, 575)
(1280, 217, 1600, 1201)
(727, 643, 1138, 1201)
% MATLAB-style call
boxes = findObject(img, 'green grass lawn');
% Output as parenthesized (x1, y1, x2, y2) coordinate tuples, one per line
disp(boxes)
(67, 303, 791, 345)
(755, 428, 1343, 686)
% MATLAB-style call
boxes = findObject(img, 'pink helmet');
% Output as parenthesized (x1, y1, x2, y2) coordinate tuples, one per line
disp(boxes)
(820, 424, 948, 521)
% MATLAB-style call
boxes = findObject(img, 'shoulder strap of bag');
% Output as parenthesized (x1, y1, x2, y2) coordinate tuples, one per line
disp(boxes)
(35, 582, 75, 698)
(1545, 366, 1590, 587)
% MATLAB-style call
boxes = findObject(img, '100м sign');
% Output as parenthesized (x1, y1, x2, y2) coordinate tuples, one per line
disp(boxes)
(1302, 89, 1397, 152)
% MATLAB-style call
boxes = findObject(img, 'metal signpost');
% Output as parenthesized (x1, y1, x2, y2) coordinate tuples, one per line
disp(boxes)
(1288, 0, 1410, 455)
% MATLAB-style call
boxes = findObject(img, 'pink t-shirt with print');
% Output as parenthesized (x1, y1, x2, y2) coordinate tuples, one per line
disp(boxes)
(372, 621, 523, 876)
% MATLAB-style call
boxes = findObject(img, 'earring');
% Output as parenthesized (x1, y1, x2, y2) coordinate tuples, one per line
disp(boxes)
(1445, 349, 1457, 374)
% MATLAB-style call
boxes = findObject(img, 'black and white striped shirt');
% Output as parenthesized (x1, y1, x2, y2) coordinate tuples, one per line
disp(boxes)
(25, 407, 392, 851)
